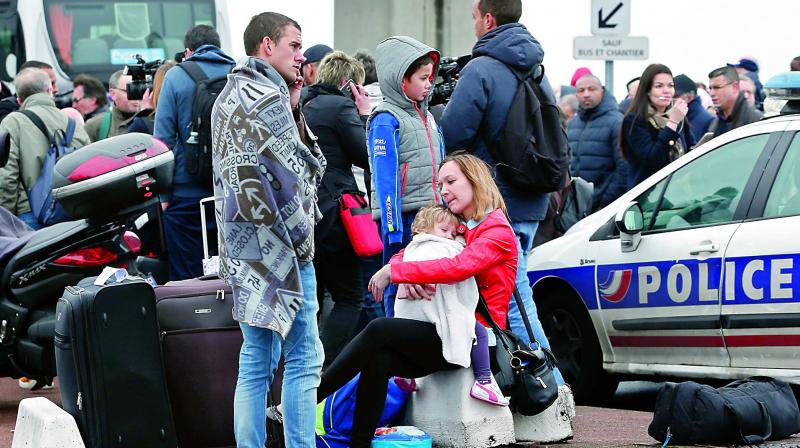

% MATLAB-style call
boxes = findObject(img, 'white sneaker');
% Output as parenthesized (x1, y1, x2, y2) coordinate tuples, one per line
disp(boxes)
(470, 378, 509, 406)
(18, 377, 53, 391)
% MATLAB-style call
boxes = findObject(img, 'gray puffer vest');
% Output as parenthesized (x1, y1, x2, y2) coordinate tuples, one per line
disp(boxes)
(368, 35, 444, 219)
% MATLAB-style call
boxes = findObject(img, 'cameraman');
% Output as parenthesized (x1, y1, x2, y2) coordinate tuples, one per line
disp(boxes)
(154, 24, 234, 281)
(84, 70, 140, 142)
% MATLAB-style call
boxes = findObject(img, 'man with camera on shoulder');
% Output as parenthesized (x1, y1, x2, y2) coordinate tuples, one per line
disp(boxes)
(154, 23, 235, 281)
(83, 70, 140, 142)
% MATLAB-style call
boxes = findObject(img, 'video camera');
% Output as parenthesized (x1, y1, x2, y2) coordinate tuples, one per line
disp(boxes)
(53, 89, 74, 109)
(430, 55, 471, 106)
(123, 54, 163, 100)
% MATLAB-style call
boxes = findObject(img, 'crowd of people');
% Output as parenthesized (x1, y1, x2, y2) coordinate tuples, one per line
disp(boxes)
(1, 0, 799, 446)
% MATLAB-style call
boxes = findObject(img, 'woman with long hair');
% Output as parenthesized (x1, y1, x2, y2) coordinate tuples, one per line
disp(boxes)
(297, 152, 518, 448)
(620, 63, 696, 188)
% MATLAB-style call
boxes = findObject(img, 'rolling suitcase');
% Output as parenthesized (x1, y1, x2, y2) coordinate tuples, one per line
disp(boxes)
(55, 276, 177, 448)
(155, 275, 241, 447)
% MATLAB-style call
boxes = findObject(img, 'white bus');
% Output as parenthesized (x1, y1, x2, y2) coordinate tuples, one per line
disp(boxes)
(0, 0, 232, 92)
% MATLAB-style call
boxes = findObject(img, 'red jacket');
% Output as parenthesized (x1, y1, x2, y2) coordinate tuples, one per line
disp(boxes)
(390, 209, 517, 328)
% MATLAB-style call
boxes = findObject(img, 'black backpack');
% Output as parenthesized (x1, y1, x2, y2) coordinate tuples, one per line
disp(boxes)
(485, 62, 570, 194)
(178, 61, 233, 187)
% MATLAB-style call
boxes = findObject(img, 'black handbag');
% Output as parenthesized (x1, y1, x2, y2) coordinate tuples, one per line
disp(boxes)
(648, 376, 800, 446)
(478, 288, 559, 416)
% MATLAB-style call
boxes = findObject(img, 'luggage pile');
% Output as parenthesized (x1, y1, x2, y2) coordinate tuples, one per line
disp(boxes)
(55, 272, 241, 448)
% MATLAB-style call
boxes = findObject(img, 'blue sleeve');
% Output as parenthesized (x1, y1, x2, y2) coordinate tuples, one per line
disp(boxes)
(595, 114, 628, 209)
(440, 61, 488, 152)
(369, 112, 403, 244)
(153, 70, 179, 148)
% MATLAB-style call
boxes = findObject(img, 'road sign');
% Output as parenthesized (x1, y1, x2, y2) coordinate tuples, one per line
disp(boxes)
(573, 36, 648, 60)
(591, 0, 630, 36)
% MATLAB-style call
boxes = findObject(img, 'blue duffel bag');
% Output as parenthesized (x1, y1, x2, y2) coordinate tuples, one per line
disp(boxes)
(316, 374, 410, 448)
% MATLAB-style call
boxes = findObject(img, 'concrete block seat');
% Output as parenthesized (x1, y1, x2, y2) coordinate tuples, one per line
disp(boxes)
(404, 368, 515, 448)
(514, 384, 576, 444)
(12, 397, 85, 448)
(404, 369, 576, 447)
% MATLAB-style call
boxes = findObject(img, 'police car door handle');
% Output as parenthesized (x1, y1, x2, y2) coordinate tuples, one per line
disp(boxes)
(690, 242, 719, 255)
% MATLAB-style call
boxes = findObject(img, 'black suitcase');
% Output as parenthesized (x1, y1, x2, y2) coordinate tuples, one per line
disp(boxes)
(155, 275, 241, 448)
(55, 276, 177, 448)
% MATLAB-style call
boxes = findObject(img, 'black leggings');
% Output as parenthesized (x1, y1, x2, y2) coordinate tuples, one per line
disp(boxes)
(317, 317, 459, 448)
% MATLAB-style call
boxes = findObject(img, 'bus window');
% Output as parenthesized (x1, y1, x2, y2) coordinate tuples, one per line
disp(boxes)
(43, 0, 215, 82)
(0, 8, 25, 82)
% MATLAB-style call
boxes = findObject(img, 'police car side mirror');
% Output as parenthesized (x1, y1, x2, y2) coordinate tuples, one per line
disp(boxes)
(615, 202, 643, 252)
(0, 130, 10, 168)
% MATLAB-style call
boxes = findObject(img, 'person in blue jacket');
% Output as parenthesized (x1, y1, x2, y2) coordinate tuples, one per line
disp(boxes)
(620, 64, 696, 189)
(674, 74, 714, 140)
(439, 0, 563, 385)
(367, 36, 445, 317)
(568, 74, 628, 211)
(154, 24, 235, 280)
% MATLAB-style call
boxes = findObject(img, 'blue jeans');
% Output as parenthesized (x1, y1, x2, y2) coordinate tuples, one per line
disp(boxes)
(508, 220, 565, 385)
(233, 262, 324, 448)
(380, 212, 416, 317)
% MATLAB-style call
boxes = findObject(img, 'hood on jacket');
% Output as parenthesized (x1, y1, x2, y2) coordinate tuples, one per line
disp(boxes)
(302, 83, 346, 107)
(375, 36, 440, 114)
(578, 89, 619, 120)
(21, 92, 57, 109)
(187, 44, 236, 66)
(472, 23, 544, 73)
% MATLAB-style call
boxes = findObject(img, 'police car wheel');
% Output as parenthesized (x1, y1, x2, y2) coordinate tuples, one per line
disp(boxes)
(539, 289, 618, 404)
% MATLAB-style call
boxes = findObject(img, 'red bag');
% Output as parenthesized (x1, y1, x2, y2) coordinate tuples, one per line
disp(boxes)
(339, 192, 383, 257)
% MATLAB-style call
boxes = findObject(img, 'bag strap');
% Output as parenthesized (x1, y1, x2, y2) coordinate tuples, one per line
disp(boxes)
(98, 111, 112, 140)
(18, 110, 51, 141)
(178, 60, 209, 84)
(724, 400, 772, 446)
(476, 294, 515, 353)
(511, 287, 539, 347)
(63, 117, 76, 146)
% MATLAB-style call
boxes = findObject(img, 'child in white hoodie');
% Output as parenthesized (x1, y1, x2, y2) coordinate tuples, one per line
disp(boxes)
(394, 205, 508, 406)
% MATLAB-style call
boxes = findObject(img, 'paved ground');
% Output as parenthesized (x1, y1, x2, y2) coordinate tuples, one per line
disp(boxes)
(0, 378, 661, 448)
(2, 378, 799, 447)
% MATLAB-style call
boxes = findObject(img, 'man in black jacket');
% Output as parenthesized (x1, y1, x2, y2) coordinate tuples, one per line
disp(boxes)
(708, 66, 762, 138)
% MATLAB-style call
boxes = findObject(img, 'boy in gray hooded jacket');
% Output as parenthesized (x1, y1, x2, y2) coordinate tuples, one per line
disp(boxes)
(367, 36, 446, 317)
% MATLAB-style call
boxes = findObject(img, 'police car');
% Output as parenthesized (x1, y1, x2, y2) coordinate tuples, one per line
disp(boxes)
(529, 72, 800, 403)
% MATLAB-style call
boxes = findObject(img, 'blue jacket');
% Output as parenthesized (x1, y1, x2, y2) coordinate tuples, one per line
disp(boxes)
(154, 45, 235, 199)
(440, 23, 549, 222)
(621, 113, 696, 189)
(686, 95, 714, 139)
(567, 91, 627, 211)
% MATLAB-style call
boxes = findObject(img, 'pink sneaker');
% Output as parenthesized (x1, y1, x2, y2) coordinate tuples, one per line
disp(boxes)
(393, 377, 418, 392)
(470, 379, 509, 406)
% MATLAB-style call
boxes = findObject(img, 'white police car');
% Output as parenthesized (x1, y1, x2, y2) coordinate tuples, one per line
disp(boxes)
(529, 72, 800, 403)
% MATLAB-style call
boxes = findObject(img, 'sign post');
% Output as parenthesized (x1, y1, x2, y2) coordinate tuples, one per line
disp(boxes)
(574, 0, 647, 96)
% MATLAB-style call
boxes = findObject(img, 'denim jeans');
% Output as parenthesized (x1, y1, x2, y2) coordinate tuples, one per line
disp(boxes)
(508, 220, 565, 385)
(233, 261, 324, 448)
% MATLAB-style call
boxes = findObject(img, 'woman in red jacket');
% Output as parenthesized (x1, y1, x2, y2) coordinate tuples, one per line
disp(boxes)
(312, 152, 518, 448)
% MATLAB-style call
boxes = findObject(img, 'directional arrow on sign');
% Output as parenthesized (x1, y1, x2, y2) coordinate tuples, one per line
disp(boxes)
(591, 0, 630, 36)
(598, 2, 623, 29)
